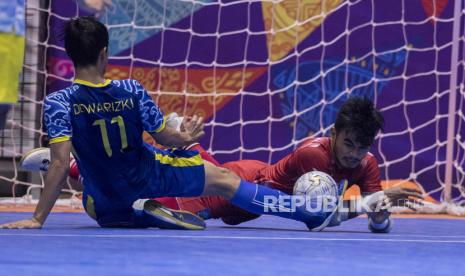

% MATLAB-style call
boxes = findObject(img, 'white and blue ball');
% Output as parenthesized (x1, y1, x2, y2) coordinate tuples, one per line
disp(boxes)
(293, 170, 338, 200)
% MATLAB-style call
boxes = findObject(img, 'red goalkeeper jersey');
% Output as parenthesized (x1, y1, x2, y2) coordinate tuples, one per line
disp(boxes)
(254, 137, 382, 194)
(168, 137, 382, 224)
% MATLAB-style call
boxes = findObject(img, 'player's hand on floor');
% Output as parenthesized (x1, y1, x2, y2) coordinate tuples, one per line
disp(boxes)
(366, 194, 392, 222)
(182, 115, 205, 142)
(368, 209, 390, 224)
(384, 186, 424, 211)
(0, 218, 42, 229)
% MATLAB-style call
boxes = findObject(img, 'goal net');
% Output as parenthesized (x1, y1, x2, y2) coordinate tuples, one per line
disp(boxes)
(1, 0, 464, 214)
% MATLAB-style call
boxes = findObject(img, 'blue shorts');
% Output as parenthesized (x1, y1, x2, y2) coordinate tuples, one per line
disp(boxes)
(82, 144, 206, 227)
(145, 144, 206, 198)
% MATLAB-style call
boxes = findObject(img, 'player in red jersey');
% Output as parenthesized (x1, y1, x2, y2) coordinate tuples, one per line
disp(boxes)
(162, 136, 380, 226)
(155, 97, 422, 231)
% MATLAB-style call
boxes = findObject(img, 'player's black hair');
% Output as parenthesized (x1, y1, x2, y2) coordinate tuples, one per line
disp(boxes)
(63, 16, 109, 68)
(334, 97, 384, 147)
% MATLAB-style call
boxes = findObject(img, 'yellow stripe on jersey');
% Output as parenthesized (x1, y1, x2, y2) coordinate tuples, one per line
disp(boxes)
(49, 136, 71, 144)
(74, 79, 112, 87)
(155, 152, 203, 167)
(153, 117, 166, 133)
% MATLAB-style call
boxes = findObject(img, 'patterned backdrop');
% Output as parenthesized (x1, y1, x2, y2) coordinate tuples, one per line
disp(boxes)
(45, 0, 464, 202)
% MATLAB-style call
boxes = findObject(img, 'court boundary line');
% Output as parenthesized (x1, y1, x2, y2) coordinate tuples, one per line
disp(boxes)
(0, 233, 464, 243)
(323, 233, 465, 238)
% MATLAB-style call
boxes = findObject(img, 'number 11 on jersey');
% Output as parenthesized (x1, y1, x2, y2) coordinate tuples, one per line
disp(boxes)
(93, 115, 128, 157)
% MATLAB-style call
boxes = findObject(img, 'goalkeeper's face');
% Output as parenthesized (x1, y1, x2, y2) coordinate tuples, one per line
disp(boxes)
(333, 129, 370, 169)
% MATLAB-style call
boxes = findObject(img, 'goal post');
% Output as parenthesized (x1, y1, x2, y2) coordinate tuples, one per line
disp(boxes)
(444, 0, 463, 203)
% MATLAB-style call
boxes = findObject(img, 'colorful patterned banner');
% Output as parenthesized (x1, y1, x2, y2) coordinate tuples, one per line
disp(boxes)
(46, 0, 461, 200)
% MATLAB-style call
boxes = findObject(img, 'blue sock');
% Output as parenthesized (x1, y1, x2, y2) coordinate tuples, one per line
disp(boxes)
(230, 180, 328, 223)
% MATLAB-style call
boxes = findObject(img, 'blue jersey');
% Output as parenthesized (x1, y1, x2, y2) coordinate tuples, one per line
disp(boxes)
(44, 79, 204, 218)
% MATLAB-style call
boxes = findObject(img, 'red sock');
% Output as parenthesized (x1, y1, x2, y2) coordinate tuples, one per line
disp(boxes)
(69, 158, 80, 180)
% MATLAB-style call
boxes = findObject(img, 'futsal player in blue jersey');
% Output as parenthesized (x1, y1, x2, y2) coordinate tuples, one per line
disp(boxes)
(0, 16, 343, 230)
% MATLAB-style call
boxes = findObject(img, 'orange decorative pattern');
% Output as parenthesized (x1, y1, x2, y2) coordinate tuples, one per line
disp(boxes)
(105, 65, 267, 119)
(262, 0, 341, 61)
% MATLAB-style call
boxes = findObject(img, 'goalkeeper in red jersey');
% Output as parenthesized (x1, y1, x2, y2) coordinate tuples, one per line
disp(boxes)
(20, 97, 422, 232)
(155, 98, 423, 232)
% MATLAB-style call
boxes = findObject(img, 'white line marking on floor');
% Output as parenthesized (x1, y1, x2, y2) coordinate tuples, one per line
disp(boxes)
(0, 233, 464, 243)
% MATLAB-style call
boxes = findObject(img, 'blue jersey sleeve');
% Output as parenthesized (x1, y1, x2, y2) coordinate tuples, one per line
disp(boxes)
(43, 91, 72, 144)
(133, 80, 165, 133)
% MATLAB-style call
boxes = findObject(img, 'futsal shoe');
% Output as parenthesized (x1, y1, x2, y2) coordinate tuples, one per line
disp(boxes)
(133, 199, 206, 230)
(307, 179, 348, 232)
(20, 147, 51, 172)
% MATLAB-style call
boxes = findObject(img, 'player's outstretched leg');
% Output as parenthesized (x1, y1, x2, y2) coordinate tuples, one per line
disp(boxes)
(202, 161, 342, 229)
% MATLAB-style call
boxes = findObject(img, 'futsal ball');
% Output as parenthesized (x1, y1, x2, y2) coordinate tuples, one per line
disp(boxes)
(293, 171, 338, 199)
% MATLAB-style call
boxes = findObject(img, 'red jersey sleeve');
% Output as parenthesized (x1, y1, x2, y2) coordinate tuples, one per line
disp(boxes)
(358, 154, 382, 194)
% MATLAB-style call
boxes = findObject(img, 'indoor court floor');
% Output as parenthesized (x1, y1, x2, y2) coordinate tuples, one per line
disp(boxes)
(0, 212, 464, 275)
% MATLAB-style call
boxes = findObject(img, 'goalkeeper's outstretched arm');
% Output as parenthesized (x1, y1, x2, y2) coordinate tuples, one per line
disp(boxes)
(328, 194, 392, 232)
(328, 187, 423, 233)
